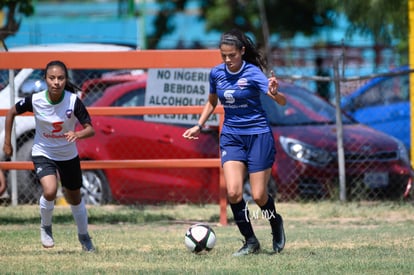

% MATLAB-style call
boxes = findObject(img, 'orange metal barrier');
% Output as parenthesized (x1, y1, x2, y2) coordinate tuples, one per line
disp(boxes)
(0, 50, 228, 225)
(0, 50, 221, 69)
(0, 105, 227, 224)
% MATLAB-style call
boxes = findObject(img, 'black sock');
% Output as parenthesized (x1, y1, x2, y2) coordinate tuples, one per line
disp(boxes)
(230, 199, 255, 240)
(259, 195, 278, 227)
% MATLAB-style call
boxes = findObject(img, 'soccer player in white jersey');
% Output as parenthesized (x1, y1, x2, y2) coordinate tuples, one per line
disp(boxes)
(3, 60, 96, 252)
(183, 29, 287, 256)
(0, 168, 5, 197)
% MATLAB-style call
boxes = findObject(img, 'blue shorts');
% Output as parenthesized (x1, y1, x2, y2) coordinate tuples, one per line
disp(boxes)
(32, 156, 83, 190)
(220, 132, 276, 173)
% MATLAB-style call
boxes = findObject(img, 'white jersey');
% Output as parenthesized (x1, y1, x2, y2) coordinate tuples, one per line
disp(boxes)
(15, 90, 92, 161)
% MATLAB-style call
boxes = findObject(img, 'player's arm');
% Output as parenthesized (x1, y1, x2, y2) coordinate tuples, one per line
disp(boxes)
(183, 93, 218, 140)
(3, 106, 18, 157)
(3, 95, 32, 158)
(0, 169, 6, 196)
(267, 70, 287, 106)
(267, 90, 287, 106)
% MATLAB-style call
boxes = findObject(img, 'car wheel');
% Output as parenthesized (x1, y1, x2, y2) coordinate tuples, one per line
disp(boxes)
(243, 175, 277, 203)
(81, 169, 112, 205)
(7, 139, 42, 204)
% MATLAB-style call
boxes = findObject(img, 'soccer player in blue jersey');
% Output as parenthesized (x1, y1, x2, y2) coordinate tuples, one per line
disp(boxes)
(3, 60, 96, 252)
(183, 29, 287, 256)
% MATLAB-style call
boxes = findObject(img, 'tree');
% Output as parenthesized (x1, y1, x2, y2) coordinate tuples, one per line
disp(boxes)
(335, 0, 408, 65)
(0, 0, 34, 44)
(149, 0, 408, 67)
(202, 0, 336, 43)
(149, 0, 336, 49)
(149, 0, 337, 69)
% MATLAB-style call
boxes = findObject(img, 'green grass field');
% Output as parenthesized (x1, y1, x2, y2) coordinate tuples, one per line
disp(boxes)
(0, 201, 413, 274)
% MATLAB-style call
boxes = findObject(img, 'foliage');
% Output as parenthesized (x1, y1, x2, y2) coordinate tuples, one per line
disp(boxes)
(0, 0, 34, 42)
(332, 0, 408, 65)
(0, 0, 409, 60)
(148, 0, 408, 65)
(149, 0, 337, 49)
(337, 0, 408, 45)
(203, 0, 336, 43)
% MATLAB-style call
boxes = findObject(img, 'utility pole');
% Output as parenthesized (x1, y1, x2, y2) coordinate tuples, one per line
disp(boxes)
(257, 0, 272, 73)
(409, 0, 414, 166)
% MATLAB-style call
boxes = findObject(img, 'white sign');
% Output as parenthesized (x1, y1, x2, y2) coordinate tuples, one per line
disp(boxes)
(145, 68, 219, 126)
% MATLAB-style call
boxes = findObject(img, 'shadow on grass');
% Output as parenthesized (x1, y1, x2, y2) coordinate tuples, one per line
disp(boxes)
(0, 204, 221, 225)
(0, 211, 176, 225)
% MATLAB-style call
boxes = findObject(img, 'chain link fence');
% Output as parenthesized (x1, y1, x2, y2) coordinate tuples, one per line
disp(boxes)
(0, 49, 412, 205)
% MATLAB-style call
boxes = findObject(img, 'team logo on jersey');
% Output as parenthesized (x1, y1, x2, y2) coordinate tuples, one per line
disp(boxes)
(237, 78, 248, 90)
(223, 90, 235, 104)
(66, 109, 73, 119)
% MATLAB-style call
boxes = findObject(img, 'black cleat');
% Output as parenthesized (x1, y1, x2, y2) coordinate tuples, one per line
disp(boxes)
(232, 236, 260, 257)
(78, 233, 96, 252)
(272, 214, 286, 253)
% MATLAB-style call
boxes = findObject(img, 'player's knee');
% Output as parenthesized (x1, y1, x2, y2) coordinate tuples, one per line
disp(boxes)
(42, 192, 56, 201)
(252, 193, 267, 207)
(64, 190, 82, 205)
(227, 190, 242, 204)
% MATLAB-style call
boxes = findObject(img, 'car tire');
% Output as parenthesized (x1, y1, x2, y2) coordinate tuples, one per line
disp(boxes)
(81, 169, 112, 205)
(243, 175, 277, 203)
(7, 139, 42, 204)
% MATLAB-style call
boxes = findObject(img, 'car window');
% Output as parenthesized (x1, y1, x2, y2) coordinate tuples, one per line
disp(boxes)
(72, 69, 125, 88)
(262, 84, 353, 126)
(354, 74, 409, 109)
(113, 87, 146, 119)
(0, 70, 9, 89)
(17, 70, 47, 96)
(0, 69, 21, 90)
(82, 83, 114, 106)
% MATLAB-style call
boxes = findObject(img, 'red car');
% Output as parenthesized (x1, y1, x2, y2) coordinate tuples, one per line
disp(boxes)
(77, 74, 412, 204)
(261, 83, 412, 200)
(77, 74, 220, 204)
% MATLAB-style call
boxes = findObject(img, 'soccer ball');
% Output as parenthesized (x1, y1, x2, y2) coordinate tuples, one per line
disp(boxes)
(184, 223, 216, 253)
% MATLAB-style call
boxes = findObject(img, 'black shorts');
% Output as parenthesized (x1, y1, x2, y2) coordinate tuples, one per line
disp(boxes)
(32, 156, 83, 190)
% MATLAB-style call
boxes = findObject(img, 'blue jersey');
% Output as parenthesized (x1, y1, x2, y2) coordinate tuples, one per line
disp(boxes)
(209, 61, 271, 135)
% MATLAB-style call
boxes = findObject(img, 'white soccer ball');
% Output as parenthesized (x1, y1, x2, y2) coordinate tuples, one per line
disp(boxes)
(184, 223, 216, 253)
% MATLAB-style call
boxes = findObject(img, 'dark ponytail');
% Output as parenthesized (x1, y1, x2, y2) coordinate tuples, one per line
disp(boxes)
(44, 60, 81, 93)
(219, 29, 267, 71)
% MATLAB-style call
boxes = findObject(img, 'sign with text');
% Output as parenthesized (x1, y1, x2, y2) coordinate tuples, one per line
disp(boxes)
(145, 68, 219, 126)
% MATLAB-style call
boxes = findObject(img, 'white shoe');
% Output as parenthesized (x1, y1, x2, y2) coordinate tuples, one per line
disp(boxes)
(40, 225, 54, 248)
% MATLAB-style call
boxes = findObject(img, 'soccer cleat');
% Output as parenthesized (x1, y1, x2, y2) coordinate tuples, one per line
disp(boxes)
(232, 236, 260, 257)
(78, 233, 95, 252)
(272, 213, 286, 253)
(40, 225, 54, 248)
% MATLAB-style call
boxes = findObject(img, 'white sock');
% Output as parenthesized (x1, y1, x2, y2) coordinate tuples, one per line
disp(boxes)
(39, 195, 54, 227)
(70, 198, 88, 235)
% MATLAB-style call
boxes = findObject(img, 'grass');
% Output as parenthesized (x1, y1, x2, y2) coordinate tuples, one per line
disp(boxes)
(0, 201, 413, 274)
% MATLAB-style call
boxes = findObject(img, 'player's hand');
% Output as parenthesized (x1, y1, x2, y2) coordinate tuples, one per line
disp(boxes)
(64, 131, 79, 143)
(268, 70, 279, 95)
(3, 143, 13, 158)
(182, 125, 200, 140)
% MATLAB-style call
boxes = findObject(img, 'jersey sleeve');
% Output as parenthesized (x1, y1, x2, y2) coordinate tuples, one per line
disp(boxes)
(74, 97, 92, 125)
(251, 66, 269, 94)
(15, 95, 33, 114)
(209, 69, 216, 95)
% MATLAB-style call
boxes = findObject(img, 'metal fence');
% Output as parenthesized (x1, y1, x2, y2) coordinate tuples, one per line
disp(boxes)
(0, 50, 412, 206)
